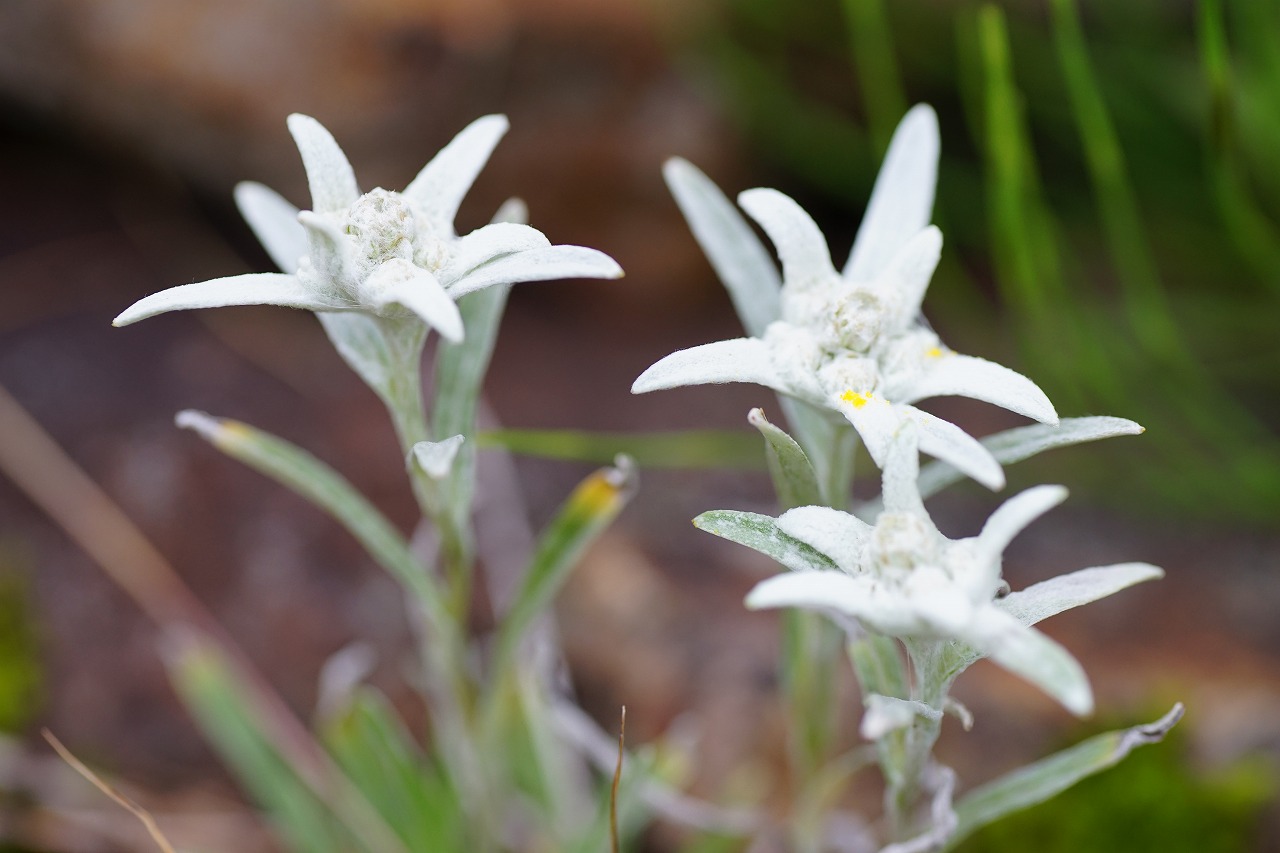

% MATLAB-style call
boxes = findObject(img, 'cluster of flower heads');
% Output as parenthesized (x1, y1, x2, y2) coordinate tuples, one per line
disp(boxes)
(113, 106, 1160, 721)
(114, 114, 622, 338)
(634, 106, 1056, 491)
(635, 105, 1160, 717)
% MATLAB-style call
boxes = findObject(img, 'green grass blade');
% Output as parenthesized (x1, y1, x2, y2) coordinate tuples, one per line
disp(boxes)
(840, 0, 907, 153)
(166, 630, 408, 853)
(175, 411, 449, 628)
(944, 704, 1184, 849)
(1050, 0, 1183, 356)
(320, 687, 463, 851)
(1198, 0, 1280, 281)
(479, 427, 767, 471)
(174, 412, 479, 799)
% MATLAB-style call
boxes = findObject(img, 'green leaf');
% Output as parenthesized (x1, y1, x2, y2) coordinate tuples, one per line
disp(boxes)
(749, 408, 821, 510)
(479, 428, 766, 470)
(320, 688, 463, 852)
(912, 417, 1144, 501)
(175, 411, 450, 630)
(944, 704, 1185, 849)
(165, 630, 407, 853)
(494, 457, 638, 670)
(693, 510, 839, 573)
(174, 411, 476, 792)
(432, 283, 511, 537)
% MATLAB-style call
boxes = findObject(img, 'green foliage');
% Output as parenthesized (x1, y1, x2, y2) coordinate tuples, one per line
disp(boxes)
(954, 714, 1273, 853)
(0, 548, 41, 734)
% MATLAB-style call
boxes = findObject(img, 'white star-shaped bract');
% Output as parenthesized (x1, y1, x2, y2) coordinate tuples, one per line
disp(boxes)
(701, 428, 1161, 716)
(114, 114, 622, 340)
(634, 105, 1056, 490)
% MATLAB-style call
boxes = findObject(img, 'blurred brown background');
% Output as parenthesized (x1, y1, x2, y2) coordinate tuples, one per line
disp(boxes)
(1, 0, 1278, 850)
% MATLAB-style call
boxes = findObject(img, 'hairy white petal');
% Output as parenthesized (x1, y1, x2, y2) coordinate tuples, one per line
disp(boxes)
(447, 245, 622, 298)
(874, 225, 942, 331)
(912, 409, 1006, 491)
(999, 563, 1164, 627)
(881, 424, 925, 516)
(844, 104, 939, 282)
(664, 158, 782, 336)
(738, 188, 838, 293)
(899, 353, 1059, 425)
(286, 114, 360, 213)
(775, 506, 873, 573)
(439, 223, 551, 285)
(967, 608, 1093, 716)
(113, 273, 338, 326)
(234, 182, 306, 274)
(632, 338, 786, 394)
(834, 393, 1005, 490)
(364, 259, 464, 342)
(977, 485, 1069, 563)
(747, 570, 931, 636)
(403, 114, 509, 229)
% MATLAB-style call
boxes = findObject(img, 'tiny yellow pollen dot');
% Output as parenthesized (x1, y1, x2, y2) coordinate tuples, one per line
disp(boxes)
(926, 346, 944, 358)
(840, 390, 872, 408)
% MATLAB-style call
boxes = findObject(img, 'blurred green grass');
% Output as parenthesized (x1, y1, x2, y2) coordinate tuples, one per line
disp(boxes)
(669, 0, 1280, 523)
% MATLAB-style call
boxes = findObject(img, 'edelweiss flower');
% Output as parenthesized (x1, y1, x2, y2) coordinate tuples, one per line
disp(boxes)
(699, 428, 1162, 715)
(634, 106, 1055, 489)
(114, 114, 622, 339)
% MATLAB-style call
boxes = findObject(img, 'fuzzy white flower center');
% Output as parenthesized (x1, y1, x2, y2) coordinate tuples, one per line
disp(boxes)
(868, 512, 940, 578)
(345, 189, 417, 270)
(829, 290, 884, 352)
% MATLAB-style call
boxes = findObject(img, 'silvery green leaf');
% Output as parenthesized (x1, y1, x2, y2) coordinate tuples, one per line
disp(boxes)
(317, 312, 387, 387)
(998, 563, 1164, 627)
(944, 704, 1184, 850)
(897, 353, 1058, 425)
(632, 337, 789, 395)
(403, 114, 509, 228)
(937, 563, 1163, 696)
(235, 181, 306, 274)
(748, 407, 821, 509)
(113, 273, 340, 327)
(915, 416, 1144, 500)
(663, 158, 781, 336)
(844, 104, 939, 282)
(774, 505, 871, 573)
(694, 510, 839, 573)
(412, 435, 465, 480)
(364, 259, 464, 342)
(287, 113, 360, 214)
(447, 245, 623, 298)
(174, 410, 450, 629)
(966, 608, 1092, 715)
(494, 457, 637, 670)
(849, 635, 909, 701)
(738, 188, 838, 292)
